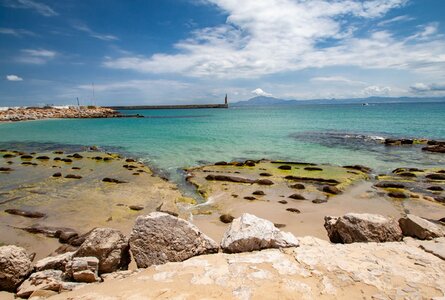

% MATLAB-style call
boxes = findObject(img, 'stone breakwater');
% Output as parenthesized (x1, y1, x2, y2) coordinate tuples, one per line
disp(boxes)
(0, 212, 444, 299)
(0, 106, 120, 122)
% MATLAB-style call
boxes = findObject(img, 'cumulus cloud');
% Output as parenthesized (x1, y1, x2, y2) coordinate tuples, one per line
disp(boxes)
(102, 0, 445, 79)
(363, 85, 392, 96)
(17, 48, 57, 64)
(0, 27, 36, 37)
(410, 82, 445, 93)
(72, 22, 118, 41)
(6, 74, 23, 81)
(251, 88, 272, 97)
(2, 0, 58, 17)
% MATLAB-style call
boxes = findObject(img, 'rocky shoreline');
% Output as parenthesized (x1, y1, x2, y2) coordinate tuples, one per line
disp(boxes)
(0, 106, 134, 122)
(1, 212, 444, 299)
(1, 146, 445, 299)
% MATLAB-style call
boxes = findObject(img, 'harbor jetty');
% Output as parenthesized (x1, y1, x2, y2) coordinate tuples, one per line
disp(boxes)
(107, 94, 229, 110)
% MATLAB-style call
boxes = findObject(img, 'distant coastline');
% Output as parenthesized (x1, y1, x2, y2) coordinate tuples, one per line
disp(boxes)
(233, 95, 445, 107)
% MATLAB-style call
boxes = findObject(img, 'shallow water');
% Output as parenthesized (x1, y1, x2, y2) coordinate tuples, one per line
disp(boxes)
(0, 102, 444, 184)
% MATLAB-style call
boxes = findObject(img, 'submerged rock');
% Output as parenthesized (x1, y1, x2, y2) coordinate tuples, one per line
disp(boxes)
(4, 209, 46, 218)
(102, 178, 128, 184)
(129, 205, 144, 211)
(65, 174, 82, 179)
(426, 173, 445, 180)
(304, 167, 323, 171)
(205, 174, 255, 184)
(324, 213, 403, 243)
(422, 145, 445, 153)
(255, 179, 274, 185)
(312, 198, 327, 204)
(343, 165, 372, 173)
(286, 208, 301, 213)
(374, 181, 405, 188)
(259, 172, 272, 177)
(220, 213, 299, 253)
(288, 193, 305, 200)
(252, 190, 265, 195)
(129, 212, 218, 268)
(220, 214, 235, 224)
(399, 214, 445, 240)
(73, 228, 130, 274)
(0, 167, 13, 172)
(387, 191, 408, 198)
(278, 165, 292, 170)
(322, 185, 341, 195)
(290, 183, 305, 189)
(0, 245, 33, 292)
(36, 156, 50, 160)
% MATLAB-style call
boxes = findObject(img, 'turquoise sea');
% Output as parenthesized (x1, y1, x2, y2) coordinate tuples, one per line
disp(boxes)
(1, 102, 444, 182)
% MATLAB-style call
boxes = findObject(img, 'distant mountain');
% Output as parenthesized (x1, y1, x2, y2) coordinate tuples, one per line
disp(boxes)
(232, 96, 445, 107)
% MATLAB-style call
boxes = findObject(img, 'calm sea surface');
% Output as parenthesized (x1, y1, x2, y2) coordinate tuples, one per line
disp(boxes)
(1, 102, 444, 181)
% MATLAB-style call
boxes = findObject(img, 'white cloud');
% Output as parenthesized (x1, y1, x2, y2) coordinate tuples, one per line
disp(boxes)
(311, 76, 366, 86)
(17, 48, 57, 64)
(251, 88, 272, 97)
(100, 0, 445, 80)
(363, 85, 392, 96)
(410, 82, 445, 93)
(6, 74, 23, 81)
(377, 15, 414, 26)
(0, 27, 36, 37)
(2, 0, 58, 16)
(72, 23, 118, 41)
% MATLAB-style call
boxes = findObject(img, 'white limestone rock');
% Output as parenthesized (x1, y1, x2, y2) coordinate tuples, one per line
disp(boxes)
(221, 213, 299, 253)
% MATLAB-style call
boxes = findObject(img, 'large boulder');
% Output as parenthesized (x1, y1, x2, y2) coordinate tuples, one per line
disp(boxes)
(0, 245, 33, 292)
(35, 252, 74, 272)
(399, 214, 445, 240)
(73, 228, 130, 274)
(129, 212, 219, 268)
(324, 213, 403, 243)
(16, 270, 64, 298)
(65, 257, 100, 283)
(220, 213, 299, 253)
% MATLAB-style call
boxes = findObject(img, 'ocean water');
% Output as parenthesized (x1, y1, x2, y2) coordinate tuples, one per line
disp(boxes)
(0, 102, 444, 181)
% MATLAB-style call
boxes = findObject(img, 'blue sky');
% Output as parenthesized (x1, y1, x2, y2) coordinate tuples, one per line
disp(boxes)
(1, 0, 445, 106)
